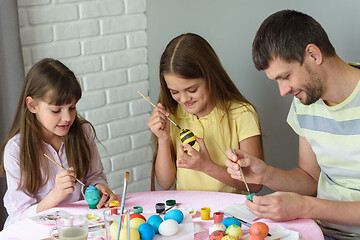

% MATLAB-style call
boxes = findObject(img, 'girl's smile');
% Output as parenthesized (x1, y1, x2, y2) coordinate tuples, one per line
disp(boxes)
(27, 96, 77, 146)
(164, 73, 215, 118)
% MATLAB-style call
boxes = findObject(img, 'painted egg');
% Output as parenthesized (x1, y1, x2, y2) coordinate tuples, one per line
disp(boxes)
(84, 185, 100, 209)
(221, 217, 241, 228)
(147, 215, 163, 233)
(158, 219, 179, 236)
(130, 213, 146, 222)
(249, 222, 269, 238)
(164, 209, 184, 224)
(208, 230, 226, 240)
(109, 222, 140, 240)
(209, 223, 226, 235)
(221, 235, 237, 240)
(247, 234, 265, 240)
(225, 224, 243, 239)
(180, 128, 196, 146)
(138, 223, 155, 240)
(130, 217, 146, 230)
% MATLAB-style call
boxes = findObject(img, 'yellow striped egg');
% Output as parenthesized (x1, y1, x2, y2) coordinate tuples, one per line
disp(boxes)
(180, 129, 196, 146)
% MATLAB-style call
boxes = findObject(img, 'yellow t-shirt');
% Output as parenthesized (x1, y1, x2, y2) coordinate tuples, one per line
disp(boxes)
(169, 102, 261, 193)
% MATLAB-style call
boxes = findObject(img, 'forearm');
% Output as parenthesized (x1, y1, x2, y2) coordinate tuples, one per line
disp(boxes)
(303, 196, 360, 226)
(205, 162, 262, 193)
(36, 190, 62, 213)
(154, 137, 176, 190)
(263, 166, 317, 196)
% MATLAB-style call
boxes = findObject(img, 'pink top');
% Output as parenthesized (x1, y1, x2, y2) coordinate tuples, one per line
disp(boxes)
(2, 124, 107, 228)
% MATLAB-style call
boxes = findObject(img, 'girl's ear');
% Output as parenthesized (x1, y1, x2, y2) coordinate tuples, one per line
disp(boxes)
(26, 96, 38, 114)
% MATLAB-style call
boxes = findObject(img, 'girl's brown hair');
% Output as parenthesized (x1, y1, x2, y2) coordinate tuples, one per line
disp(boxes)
(151, 33, 259, 190)
(1, 58, 95, 195)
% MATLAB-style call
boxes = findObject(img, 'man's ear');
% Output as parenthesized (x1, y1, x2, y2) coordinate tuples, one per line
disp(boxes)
(26, 96, 38, 113)
(305, 43, 323, 65)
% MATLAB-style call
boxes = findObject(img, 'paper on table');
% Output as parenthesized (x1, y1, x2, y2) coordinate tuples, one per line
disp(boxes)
(242, 224, 299, 240)
(223, 203, 258, 222)
(155, 213, 194, 240)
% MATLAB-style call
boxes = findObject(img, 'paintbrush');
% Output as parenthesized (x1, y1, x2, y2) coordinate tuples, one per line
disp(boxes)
(117, 171, 130, 240)
(137, 91, 181, 130)
(231, 149, 251, 195)
(43, 153, 85, 187)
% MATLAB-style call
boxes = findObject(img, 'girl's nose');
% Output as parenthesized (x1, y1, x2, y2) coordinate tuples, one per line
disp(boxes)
(62, 110, 71, 122)
(179, 93, 190, 103)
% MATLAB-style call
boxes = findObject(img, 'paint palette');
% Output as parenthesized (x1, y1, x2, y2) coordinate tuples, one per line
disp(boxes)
(29, 210, 71, 225)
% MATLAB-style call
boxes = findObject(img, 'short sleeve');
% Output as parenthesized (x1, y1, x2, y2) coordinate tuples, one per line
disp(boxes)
(286, 98, 304, 136)
(230, 104, 261, 142)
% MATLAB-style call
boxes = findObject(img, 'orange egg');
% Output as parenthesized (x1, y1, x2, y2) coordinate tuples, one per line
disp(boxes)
(249, 222, 269, 238)
(247, 234, 265, 240)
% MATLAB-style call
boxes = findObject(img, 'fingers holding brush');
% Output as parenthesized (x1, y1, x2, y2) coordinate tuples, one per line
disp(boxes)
(148, 103, 170, 139)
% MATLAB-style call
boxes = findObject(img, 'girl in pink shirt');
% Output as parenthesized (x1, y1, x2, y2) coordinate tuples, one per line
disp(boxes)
(0, 58, 117, 227)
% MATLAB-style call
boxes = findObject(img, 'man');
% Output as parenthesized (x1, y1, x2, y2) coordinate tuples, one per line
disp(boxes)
(225, 10, 360, 240)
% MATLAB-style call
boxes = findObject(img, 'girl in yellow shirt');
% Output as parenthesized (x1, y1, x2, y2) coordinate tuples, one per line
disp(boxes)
(148, 33, 263, 193)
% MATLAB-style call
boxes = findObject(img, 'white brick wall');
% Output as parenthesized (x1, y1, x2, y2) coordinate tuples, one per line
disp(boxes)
(17, 0, 152, 195)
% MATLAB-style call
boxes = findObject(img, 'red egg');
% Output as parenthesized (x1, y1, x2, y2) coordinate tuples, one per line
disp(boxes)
(249, 222, 269, 238)
(209, 230, 226, 240)
(130, 213, 146, 222)
(247, 234, 265, 240)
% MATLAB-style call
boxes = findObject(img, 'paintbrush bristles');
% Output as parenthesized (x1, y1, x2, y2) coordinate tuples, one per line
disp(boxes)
(125, 171, 130, 179)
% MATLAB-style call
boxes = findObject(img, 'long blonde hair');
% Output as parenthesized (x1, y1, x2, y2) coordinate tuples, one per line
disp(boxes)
(1, 58, 96, 195)
(151, 33, 260, 190)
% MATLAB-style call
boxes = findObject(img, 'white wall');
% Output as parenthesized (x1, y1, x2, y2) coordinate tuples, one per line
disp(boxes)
(147, 0, 360, 194)
(17, 0, 152, 194)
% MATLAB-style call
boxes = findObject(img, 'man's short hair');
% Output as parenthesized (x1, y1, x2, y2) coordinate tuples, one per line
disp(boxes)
(252, 9, 336, 70)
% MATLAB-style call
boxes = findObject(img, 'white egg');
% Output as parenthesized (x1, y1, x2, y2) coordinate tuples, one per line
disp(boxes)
(158, 219, 179, 236)
(209, 223, 227, 235)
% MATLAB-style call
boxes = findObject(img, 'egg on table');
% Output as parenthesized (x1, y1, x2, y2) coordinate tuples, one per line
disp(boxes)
(208, 230, 226, 240)
(209, 223, 226, 235)
(226, 224, 243, 239)
(221, 235, 237, 240)
(158, 219, 179, 236)
(249, 222, 269, 238)
(109, 222, 140, 240)
(147, 215, 163, 234)
(137, 223, 155, 240)
(221, 217, 241, 228)
(130, 217, 146, 230)
(164, 209, 184, 224)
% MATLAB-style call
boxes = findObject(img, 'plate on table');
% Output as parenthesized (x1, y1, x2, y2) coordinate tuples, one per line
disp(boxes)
(179, 207, 197, 217)
(30, 210, 71, 225)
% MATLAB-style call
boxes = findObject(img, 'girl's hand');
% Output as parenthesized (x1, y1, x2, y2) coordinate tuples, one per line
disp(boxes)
(52, 167, 76, 202)
(225, 149, 267, 185)
(177, 138, 214, 172)
(94, 183, 118, 208)
(148, 103, 170, 141)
